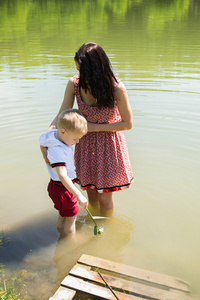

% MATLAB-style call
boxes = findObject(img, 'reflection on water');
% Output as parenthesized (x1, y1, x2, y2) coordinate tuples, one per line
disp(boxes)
(0, 212, 133, 298)
(0, 0, 200, 299)
(52, 213, 133, 292)
(0, 213, 58, 265)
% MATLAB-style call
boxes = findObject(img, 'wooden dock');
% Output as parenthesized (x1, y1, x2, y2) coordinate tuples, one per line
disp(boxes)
(49, 254, 195, 300)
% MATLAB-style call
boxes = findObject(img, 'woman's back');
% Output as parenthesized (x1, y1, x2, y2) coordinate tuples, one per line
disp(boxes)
(73, 75, 121, 124)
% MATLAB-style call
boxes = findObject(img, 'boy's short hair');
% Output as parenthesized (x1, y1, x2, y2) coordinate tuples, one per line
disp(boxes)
(57, 109, 87, 135)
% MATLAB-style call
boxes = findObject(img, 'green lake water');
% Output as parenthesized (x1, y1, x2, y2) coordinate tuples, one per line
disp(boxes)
(0, 0, 200, 299)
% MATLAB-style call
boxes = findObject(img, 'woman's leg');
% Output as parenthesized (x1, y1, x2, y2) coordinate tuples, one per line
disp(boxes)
(98, 192, 113, 217)
(87, 189, 114, 216)
(86, 189, 100, 207)
(86, 189, 114, 216)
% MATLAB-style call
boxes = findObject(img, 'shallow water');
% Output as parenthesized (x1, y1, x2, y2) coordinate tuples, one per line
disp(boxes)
(0, 0, 200, 299)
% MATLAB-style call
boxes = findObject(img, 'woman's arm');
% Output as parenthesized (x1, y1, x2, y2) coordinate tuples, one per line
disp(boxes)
(41, 77, 75, 164)
(49, 77, 75, 130)
(87, 81, 133, 132)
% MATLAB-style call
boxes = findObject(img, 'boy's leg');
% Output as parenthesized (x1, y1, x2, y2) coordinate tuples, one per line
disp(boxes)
(63, 215, 77, 235)
(56, 213, 65, 230)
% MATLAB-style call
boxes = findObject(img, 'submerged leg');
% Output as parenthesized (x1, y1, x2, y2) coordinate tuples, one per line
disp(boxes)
(86, 189, 100, 214)
(56, 213, 65, 230)
(98, 192, 113, 217)
(63, 215, 77, 235)
(86, 189, 113, 216)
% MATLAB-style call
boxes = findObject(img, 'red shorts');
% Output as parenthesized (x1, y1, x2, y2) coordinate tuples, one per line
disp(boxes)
(47, 180, 79, 217)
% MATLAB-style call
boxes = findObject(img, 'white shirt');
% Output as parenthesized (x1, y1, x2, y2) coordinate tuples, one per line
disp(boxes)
(39, 129, 76, 181)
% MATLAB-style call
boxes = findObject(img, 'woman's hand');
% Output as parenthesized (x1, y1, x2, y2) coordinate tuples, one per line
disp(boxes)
(87, 121, 116, 132)
(40, 146, 51, 166)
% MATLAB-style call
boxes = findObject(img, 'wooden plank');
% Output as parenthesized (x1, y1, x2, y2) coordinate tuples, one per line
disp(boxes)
(62, 275, 141, 300)
(69, 264, 193, 300)
(49, 286, 76, 300)
(78, 254, 190, 293)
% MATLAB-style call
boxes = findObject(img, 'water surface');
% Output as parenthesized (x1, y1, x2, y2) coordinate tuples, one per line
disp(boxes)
(0, 0, 200, 299)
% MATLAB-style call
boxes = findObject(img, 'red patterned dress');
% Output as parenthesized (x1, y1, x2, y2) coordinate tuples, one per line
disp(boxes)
(73, 75, 133, 193)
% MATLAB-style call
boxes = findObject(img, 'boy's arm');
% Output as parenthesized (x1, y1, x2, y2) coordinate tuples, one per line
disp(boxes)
(55, 166, 88, 209)
(40, 146, 50, 166)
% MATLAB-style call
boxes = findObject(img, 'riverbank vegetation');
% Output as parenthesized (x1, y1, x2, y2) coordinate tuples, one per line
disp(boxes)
(0, 235, 54, 300)
(0, 264, 53, 300)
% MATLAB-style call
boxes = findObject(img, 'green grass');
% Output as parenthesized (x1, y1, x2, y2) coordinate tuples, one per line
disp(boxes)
(0, 266, 22, 300)
(0, 233, 56, 299)
(0, 234, 31, 300)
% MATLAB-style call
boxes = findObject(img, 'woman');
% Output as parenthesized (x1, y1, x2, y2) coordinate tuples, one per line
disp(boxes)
(42, 42, 133, 216)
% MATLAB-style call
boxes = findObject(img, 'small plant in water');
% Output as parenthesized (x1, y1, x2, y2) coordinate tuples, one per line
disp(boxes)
(94, 226, 104, 235)
(86, 208, 104, 236)
(0, 232, 10, 249)
(0, 266, 21, 300)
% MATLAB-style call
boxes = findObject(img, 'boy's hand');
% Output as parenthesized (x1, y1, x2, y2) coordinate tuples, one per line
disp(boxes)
(77, 194, 88, 209)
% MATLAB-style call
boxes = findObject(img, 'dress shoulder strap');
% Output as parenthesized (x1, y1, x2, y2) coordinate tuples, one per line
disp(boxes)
(114, 78, 120, 87)
(73, 75, 79, 87)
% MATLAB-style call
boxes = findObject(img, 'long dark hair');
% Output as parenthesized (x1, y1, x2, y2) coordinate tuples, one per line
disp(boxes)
(74, 42, 118, 108)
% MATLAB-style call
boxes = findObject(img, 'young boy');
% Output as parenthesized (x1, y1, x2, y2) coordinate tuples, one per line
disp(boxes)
(39, 109, 88, 235)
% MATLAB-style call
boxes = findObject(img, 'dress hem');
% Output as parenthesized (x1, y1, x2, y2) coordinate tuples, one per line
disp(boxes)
(73, 178, 134, 194)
